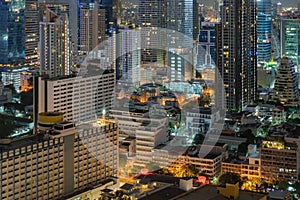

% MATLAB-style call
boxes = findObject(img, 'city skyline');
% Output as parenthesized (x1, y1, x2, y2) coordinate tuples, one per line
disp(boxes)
(0, 0, 299, 199)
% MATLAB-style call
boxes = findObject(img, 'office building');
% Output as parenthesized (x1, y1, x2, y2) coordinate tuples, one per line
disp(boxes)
(272, 57, 299, 107)
(79, 2, 106, 56)
(0, 0, 25, 66)
(101, 0, 121, 35)
(39, 9, 72, 78)
(38, 67, 115, 124)
(260, 137, 300, 182)
(166, 0, 196, 82)
(110, 106, 169, 165)
(0, 68, 29, 93)
(139, 0, 166, 63)
(25, 0, 39, 67)
(135, 121, 169, 165)
(257, 0, 272, 64)
(280, 19, 300, 73)
(153, 143, 227, 178)
(117, 26, 141, 84)
(216, 0, 257, 111)
(0, 0, 40, 67)
(197, 22, 216, 69)
(277, 2, 282, 16)
(0, 114, 118, 199)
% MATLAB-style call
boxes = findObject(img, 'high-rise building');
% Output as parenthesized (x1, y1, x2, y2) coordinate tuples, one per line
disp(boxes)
(117, 26, 141, 84)
(280, 19, 300, 73)
(0, 116, 118, 199)
(38, 67, 115, 124)
(39, 9, 72, 78)
(79, 2, 106, 55)
(101, 0, 121, 35)
(257, 0, 272, 64)
(272, 57, 299, 107)
(139, 0, 167, 63)
(0, 0, 26, 66)
(25, 0, 39, 67)
(166, 0, 196, 81)
(197, 22, 216, 69)
(39, 0, 78, 59)
(216, 0, 257, 111)
(277, 2, 282, 16)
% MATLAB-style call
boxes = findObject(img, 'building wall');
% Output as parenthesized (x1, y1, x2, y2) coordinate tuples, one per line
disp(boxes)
(0, 122, 118, 199)
(38, 71, 115, 124)
(260, 140, 299, 182)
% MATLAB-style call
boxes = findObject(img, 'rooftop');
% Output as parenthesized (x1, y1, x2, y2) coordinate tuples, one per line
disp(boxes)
(140, 186, 185, 200)
(176, 185, 266, 200)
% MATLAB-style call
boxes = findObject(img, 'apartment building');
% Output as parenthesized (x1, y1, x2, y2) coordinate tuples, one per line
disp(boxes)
(260, 138, 300, 182)
(0, 115, 118, 199)
(38, 68, 115, 124)
(222, 156, 261, 180)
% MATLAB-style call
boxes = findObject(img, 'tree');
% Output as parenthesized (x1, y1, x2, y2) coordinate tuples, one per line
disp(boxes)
(219, 173, 241, 185)
(174, 164, 199, 178)
(193, 133, 204, 144)
(240, 129, 255, 144)
(238, 142, 249, 155)
(0, 117, 15, 138)
(19, 89, 33, 105)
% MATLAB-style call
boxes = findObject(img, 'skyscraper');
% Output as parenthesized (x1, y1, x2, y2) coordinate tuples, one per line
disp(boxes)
(25, 0, 39, 67)
(216, 0, 257, 111)
(139, 0, 166, 63)
(0, 0, 26, 66)
(272, 57, 299, 107)
(257, 0, 272, 64)
(197, 22, 216, 69)
(280, 19, 300, 73)
(117, 25, 141, 84)
(102, 0, 121, 33)
(39, 0, 78, 59)
(79, 1, 106, 55)
(39, 9, 72, 78)
(166, 0, 196, 81)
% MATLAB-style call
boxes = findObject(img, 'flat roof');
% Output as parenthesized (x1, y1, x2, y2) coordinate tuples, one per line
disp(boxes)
(140, 186, 185, 200)
(177, 185, 266, 200)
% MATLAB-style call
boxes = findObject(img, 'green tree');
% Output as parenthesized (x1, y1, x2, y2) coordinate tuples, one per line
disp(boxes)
(174, 164, 199, 178)
(193, 133, 204, 144)
(19, 89, 33, 105)
(0, 118, 15, 138)
(238, 142, 249, 155)
(219, 173, 241, 185)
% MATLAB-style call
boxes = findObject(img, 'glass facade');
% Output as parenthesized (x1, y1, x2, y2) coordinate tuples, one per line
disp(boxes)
(257, 0, 272, 64)
(198, 22, 216, 68)
(0, 0, 26, 65)
(280, 19, 300, 73)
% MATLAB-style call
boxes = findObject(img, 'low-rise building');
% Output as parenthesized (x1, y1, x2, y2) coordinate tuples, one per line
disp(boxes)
(260, 137, 300, 182)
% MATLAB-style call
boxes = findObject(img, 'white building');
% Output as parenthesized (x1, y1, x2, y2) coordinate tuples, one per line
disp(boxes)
(39, 9, 72, 78)
(118, 26, 141, 84)
(186, 107, 220, 134)
(135, 121, 169, 165)
(1, 68, 24, 93)
(38, 68, 115, 124)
